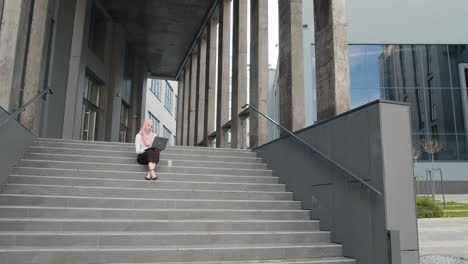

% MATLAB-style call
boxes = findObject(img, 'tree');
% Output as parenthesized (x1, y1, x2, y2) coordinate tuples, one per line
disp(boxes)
(420, 138, 443, 201)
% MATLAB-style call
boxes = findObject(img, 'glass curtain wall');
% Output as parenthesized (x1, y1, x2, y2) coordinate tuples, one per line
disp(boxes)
(342, 44, 468, 161)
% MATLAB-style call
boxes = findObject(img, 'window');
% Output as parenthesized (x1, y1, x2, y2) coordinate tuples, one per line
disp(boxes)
(119, 101, 130, 142)
(81, 73, 102, 141)
(164, 82, 174, 114)
(148, 111, 160, 135)
(163, 126, 172, 140)
(150, 79, 161, 99)
(175, 95, 178, 119)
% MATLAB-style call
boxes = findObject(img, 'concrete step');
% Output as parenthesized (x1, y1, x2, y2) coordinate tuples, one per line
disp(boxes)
(0, 218, 320, 232)
(0, 194, 301, 210)
(6, 175, 286, 192)
(0, 206, 310, 220)
(103, 258, 355, 264)
(16, 160, 273, 176)
(0, 231, 330, 247)
(2, 184, 292, 200)
(25, 150, 263, 163)
(18, 158, 268, 171)
(32, 140, 257, 157)
(0, 244, 343, 264)
(36, 138, 252, 152)
(12, 167, 279, 184)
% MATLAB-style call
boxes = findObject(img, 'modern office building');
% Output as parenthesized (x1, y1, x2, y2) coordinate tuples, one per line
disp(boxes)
(142, 78, 178, 146)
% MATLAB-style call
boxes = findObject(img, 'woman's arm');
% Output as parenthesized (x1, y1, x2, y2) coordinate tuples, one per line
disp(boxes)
(135, 134, 145, 154)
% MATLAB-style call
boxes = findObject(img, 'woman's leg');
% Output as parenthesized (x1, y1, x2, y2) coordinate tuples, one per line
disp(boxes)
(146, 149, 158, 179)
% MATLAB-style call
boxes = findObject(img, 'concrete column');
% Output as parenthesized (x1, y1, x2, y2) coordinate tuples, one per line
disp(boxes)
(196, 38, 207, 145)
(62, 0, 89, 139)
(203, 18, 218, 147)
(189, 52, 198, 146)
(249, 0, 269, 147)
(216, 0, 231, 148)
(176, 71, 185, 145)
(314, 0, 351, 121)
(183, 63, 191, 146)
(278, 0, 305, 134)
(231, 0, 248, 149)
(0, 0, 33, 112)
(21, 0, 54, 135)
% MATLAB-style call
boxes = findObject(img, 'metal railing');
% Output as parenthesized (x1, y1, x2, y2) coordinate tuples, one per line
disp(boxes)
(0, 88, 53, 128)
(242, 103, 383, 196)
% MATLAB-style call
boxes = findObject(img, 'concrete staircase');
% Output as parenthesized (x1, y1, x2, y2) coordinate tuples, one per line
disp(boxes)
(0, 138, 354, 264)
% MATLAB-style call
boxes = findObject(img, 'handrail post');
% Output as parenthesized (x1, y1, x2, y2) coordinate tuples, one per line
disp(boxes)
(241, 103, 382, 196)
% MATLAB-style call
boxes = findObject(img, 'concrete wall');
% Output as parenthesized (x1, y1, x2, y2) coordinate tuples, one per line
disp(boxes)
(254, 101, 418, 264)
(414, 162, 468, 194)
(0, 107, 35, 190)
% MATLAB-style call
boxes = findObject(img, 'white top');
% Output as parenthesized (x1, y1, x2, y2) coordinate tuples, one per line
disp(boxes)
(135, 134, 156, 154)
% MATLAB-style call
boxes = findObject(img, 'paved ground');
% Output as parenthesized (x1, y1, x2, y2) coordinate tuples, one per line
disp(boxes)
(418, 194, 468, 260)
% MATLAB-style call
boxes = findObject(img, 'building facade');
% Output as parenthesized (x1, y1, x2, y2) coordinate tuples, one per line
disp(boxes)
(142, 78, 178, 146)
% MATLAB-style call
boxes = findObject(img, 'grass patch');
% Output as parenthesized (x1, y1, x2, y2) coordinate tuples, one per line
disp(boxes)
(417, 197, 443, 218)
(444, 211, 468, 217)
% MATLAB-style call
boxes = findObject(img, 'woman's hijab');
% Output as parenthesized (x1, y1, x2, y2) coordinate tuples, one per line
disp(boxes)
(139, 120, 156, 147)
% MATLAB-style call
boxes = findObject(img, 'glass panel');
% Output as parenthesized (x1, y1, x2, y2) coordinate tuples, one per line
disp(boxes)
(349, 45, 385, 89)
(448, 45, 468, 88)
(414, 134, 459, 161)
(457, 134, 468, 160)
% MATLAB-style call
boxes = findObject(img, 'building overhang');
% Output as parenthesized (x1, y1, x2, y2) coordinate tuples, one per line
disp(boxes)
(100, 0, 216, 79)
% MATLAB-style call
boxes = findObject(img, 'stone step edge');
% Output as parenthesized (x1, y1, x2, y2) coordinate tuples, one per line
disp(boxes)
(35, 138, 253, 152)
(0, 231, 328, 235)
(0, 193, 298, 204)
(0, 243, 341, 252)
(0, 205, 306, 213)
(25, 151, 262, 161)
(104, 258, 354, 264)
(7, 175, 284, 187)
(33, 140, 253, 153)
(18, 159, 272, 172)
(0, 218, 318, 223)
(5, 183, 291, 195)
(13, 167, 277, 179)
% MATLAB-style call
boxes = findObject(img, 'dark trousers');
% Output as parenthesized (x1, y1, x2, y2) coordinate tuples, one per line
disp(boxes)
(137, 148, 160, 165)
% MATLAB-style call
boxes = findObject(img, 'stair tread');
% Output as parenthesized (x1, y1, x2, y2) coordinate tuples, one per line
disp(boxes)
(0, 205, 306, 212)
(5, 183, 291, 194)
(106, 258, 354, 264)
(7, 175, 283, 186)
(0, 231, 328, 235)
(0, 218, 317, 223)
(0, 243, 342, 251)
(0, 193, 297, 203)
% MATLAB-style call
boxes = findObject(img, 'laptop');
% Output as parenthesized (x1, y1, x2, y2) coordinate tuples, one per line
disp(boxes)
(148, 137, 169, 151)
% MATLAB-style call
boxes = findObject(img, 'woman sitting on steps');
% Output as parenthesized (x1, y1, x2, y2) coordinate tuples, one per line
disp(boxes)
(135, 120, 160, 180)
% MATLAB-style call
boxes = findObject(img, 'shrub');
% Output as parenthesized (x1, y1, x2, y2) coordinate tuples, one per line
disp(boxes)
(416, 197, 443, 218)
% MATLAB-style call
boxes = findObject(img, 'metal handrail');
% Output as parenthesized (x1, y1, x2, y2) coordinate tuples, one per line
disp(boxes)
(0, 88, 53, 128)
(242, 103, 382, 196)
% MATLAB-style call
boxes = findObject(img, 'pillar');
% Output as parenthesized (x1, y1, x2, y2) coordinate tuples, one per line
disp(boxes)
(216, 0, 231, 148)
(0, 0, 33, 112)
(231, 0, 248, 148)
(176, 70, 185, 145)
(249, 0, 269, 147)
(203, 18, 218, 147)
(314, 0, 351, 121)
(189, 52, 198, 146)
(196, 38, 207, 145)
(278, 0, 305, 134)
(183, 63, 190, 146)
(21, 0, 54, 135)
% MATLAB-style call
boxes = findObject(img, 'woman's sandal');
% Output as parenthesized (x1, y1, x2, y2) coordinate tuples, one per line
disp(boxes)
(150, 169, 158, 180)
(145, 171, 152, 180)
